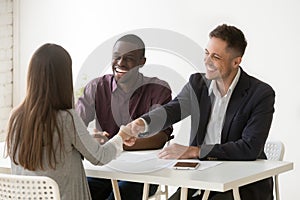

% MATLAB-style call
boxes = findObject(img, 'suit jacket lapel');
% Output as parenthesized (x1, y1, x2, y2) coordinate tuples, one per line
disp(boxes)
(221, 69, 250, 143)
(190, 75, 213, 146)
(197, 88, 214, 145)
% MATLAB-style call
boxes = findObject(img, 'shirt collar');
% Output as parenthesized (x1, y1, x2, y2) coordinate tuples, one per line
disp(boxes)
(112, 72, 143, 93)
(208, 67, 241, 97)
(112, 77, 118, 92)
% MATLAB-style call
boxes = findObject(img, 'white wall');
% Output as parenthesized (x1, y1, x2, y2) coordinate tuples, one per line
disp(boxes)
(15, 0, 300, 199)
(0, 0, 13, 141)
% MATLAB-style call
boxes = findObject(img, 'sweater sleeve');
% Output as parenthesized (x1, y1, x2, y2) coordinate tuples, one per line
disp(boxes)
(65, 109, 123, 165)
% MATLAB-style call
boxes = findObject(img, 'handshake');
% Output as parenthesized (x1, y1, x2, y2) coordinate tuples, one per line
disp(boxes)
(117, 118, 146, 146)
(92, 118, 146, 146)
(92, 118, 193, 159)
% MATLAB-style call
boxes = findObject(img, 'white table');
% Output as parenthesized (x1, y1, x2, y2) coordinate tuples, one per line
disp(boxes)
(0, 152, 293, 200)
(82, 159, 293, 200)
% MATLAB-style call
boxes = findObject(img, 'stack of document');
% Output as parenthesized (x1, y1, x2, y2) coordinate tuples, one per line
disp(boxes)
(107, 150, 176, 173)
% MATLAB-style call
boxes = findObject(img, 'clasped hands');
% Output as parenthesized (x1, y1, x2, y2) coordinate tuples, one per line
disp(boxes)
(93, 118, 199, 159)
(91, 118, 145, 147)
(92, 128, 136, 146)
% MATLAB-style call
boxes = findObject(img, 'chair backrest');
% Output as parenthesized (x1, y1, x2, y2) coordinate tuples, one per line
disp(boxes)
(0, 173, 60, 199)
(264, 140, 285, 161)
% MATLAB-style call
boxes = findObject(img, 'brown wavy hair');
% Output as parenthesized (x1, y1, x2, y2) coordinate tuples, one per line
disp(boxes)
(6, 43, 73, 170)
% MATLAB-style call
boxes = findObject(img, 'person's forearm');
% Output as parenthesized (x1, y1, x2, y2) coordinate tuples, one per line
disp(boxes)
(176, 146, 200, 159)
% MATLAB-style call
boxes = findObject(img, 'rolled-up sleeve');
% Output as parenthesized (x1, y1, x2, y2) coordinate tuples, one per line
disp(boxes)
(75, 78, 99, 126)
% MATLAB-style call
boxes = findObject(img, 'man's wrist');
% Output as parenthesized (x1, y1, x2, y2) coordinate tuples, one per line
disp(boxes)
(117, 131, 127, 141)
(139, 118, 149, 133)
(189, 146, 200, 158)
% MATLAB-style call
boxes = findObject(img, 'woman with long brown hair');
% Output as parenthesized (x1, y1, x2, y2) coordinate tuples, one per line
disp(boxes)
(6, 43, 133, 200)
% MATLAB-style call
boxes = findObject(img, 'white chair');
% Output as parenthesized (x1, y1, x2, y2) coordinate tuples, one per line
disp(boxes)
(0, 173, 60, 199)
(148, 184, 168, 200)
(264, 140, 285, 200)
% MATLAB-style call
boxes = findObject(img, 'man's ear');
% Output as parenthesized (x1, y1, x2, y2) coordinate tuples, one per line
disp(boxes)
(233, 56, 242, 68)
(139, 57, 146, 68)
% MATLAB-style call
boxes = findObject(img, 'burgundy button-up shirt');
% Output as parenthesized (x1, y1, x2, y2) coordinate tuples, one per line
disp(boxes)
(75, 73, 173, 139)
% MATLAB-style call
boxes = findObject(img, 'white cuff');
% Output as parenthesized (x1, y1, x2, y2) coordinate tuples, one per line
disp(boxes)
(140, 118, 149, 133)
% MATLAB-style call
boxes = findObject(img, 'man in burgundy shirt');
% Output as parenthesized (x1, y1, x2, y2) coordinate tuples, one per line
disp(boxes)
(75, 34, 173, 200)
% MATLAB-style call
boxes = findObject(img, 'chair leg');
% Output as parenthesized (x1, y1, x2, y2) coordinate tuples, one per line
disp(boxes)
(165, 185, 168, 199)
(147, 184, 168, 200)
(156, 185, 162, 200)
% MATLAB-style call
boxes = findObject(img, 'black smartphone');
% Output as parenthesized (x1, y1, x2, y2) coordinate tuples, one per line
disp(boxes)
(172, 162, 200, 170)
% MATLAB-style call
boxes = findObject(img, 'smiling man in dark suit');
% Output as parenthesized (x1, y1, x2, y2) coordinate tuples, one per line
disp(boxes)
(127, 24, 275, 200)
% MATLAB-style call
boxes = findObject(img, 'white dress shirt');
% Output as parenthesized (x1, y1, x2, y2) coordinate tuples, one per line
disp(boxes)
(204, 68, 241, 144)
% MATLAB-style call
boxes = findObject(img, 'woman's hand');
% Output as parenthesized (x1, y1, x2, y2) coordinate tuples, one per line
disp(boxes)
(92, 129, 109, 144)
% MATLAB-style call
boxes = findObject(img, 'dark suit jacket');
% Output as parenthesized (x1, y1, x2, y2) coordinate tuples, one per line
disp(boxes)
(143, 68, 275, 200)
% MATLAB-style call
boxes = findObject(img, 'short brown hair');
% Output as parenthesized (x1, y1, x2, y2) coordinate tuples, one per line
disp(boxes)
(210, 24, 247, 57)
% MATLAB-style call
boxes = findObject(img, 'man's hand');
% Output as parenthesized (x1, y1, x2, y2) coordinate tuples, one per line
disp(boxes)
(130, 118, 146, 137)
(117, 128, 137, 147)
(158, 143, 200, 159)
(118, 119, 145, 137)
(92, 129, 109, 145)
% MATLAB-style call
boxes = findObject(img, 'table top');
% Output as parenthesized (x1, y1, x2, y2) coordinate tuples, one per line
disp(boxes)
(83, 159, 293, 192)
(0, 149, 293, 193)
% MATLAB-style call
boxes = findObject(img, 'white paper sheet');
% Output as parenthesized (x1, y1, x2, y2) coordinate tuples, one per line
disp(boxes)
(106, 150, 222, 173)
